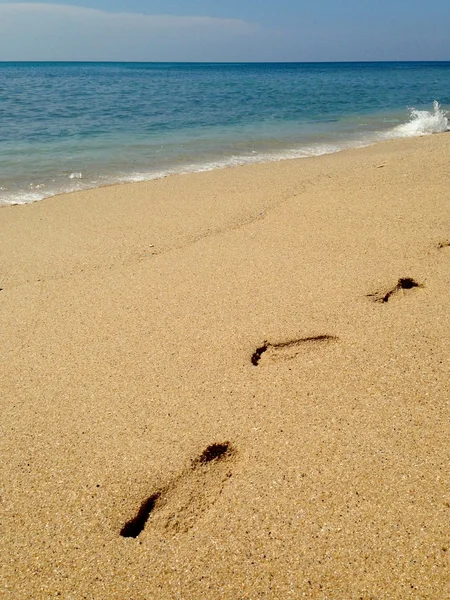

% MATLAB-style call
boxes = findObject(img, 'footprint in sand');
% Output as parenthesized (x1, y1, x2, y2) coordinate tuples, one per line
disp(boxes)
(251, 335, 338, 366)
(120, 442, 235, 538)
(437, 240, 450, 250)
(367, 277, 424, 304)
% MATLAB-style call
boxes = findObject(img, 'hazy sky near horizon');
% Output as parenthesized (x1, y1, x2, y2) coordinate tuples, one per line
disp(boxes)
(0, 1, 449, 62)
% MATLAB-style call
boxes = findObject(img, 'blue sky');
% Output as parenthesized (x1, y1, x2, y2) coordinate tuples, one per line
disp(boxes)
(0, 1, 449, 61)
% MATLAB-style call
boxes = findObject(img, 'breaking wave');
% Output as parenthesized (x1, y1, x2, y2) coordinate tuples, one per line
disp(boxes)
(388, 101, 449, 138)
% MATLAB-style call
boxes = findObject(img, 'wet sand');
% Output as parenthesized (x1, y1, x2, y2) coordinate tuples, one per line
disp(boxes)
(1, 133, 449, 599)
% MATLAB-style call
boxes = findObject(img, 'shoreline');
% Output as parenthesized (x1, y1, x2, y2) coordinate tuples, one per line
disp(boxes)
(0, 129, 445, 210)
(1, 133, 450, 598)
(2, 116, 448, 208)
(2, 134, 372, 207)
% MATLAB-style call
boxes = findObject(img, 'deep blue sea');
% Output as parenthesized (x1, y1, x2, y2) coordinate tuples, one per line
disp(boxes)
(1, 62, 449, 205)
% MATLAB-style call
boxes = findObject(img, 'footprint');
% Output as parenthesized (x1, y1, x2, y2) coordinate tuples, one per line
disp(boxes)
(120, 442, 235, 538)
(367, 277, 423, 304)
(251, 335, 338, 366)
(437, 240, 450, 250)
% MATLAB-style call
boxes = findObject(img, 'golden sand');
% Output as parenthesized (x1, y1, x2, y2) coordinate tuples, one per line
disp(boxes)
(1, 133, 449, 598)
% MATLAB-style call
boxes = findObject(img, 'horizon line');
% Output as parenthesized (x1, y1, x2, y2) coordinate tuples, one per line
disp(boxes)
(1, 59, 449, 64)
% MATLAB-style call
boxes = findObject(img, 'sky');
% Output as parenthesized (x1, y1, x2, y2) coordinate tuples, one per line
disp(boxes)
(0, 1, 449, 62)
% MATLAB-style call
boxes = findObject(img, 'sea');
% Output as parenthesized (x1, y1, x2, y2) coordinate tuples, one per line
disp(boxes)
(1, 61, 449, 206)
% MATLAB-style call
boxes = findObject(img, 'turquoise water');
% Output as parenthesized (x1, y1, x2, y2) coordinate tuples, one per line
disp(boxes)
(1, 62, 449, 205)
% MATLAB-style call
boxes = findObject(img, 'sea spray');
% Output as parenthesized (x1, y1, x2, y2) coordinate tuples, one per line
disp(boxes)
(389, 101, 449, 137)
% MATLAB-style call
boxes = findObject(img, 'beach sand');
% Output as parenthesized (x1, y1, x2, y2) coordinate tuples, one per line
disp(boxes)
(1, 133, 449, 599)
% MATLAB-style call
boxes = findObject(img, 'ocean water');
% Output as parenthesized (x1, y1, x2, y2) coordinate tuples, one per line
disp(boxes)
(1, 61, 449, 206)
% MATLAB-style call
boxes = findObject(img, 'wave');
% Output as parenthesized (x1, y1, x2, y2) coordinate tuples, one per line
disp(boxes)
(386, 100, 448, 138)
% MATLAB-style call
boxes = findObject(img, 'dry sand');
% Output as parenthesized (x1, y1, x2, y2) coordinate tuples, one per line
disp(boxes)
(1, 133, 449, 599)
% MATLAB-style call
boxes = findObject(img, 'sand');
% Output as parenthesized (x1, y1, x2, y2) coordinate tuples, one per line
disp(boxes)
(1, 133, 449, 599)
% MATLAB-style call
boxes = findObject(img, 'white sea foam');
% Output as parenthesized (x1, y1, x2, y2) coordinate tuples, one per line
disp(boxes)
(2, 191, 49, 205)
(0, 180, 90, 206)
(69, 172, 83, 179)
(386, 101, 449, 138)
(119, 141, 368, 186)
